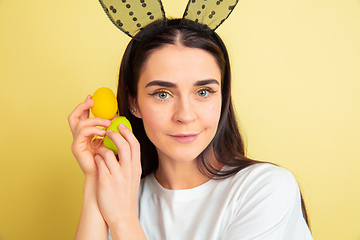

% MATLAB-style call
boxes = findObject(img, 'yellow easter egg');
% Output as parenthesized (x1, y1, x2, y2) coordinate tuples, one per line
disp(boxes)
(91, 87, 118, 119)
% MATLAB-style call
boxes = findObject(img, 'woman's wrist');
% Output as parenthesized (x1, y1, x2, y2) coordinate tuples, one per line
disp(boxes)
(83, 175, 98, 195)
(108, 215, 146, 240)
(74, 172, 108, 240)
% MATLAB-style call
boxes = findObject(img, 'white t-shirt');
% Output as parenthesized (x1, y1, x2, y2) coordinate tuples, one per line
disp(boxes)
(109, 163, 313, 240)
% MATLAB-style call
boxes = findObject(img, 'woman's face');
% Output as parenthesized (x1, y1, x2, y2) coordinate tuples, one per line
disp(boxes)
(134, 44, 222, 163)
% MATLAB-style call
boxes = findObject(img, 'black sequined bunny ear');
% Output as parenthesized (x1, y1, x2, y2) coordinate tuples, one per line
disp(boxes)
(98, 0, 166, 38)
(182, 0, 239, 30)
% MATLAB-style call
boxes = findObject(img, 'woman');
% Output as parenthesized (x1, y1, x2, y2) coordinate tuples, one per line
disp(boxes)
(69, 19, 313, 239)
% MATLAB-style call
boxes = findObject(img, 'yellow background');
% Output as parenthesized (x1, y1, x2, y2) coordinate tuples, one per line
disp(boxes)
(0, 0, 359, 239)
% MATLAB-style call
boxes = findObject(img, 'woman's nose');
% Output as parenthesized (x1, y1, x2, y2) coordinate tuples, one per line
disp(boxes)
(173, 98, 197, 124)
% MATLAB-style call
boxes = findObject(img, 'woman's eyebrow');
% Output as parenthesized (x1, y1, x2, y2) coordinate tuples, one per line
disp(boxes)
(145, 80, 177, 88)
(194, 79, 219, 86)
(145, 79, 219, 88)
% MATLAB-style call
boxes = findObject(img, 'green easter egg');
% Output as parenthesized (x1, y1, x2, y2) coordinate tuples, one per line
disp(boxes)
(103, 116, 132, 155)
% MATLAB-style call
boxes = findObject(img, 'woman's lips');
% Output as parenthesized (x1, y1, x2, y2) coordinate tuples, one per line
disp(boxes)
(169, 133, 200, 143)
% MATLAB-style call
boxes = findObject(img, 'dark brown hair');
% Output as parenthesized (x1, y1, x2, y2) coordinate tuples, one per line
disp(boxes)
(116, 18, 309, 226)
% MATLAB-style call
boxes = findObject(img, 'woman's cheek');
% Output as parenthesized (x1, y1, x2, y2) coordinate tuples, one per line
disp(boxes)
(141, 105, 166, 134)
(200, 100, 222, 127)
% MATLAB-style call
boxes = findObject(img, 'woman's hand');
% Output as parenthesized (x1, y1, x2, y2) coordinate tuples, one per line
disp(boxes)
(94, 123, 142, 227)
(68, 95, 112, 178)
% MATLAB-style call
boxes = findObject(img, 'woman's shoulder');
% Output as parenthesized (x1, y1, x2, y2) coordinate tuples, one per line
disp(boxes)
(233, 163, 297, 186)
(221, 163, 312, 239)
(227, 163, 300, 202)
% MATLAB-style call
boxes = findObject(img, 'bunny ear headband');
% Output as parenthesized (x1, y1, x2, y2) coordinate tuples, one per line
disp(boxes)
(98, 0, 239, 40)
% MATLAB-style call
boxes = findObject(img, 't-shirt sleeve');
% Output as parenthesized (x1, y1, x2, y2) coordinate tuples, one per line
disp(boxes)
(222, 165, 313, 240)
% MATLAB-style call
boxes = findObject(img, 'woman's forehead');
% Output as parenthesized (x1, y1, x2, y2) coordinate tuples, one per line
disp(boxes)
(139, 44, 221, 83)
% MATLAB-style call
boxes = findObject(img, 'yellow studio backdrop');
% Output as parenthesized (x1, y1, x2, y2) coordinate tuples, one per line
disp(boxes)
(0, 0, 359, 239)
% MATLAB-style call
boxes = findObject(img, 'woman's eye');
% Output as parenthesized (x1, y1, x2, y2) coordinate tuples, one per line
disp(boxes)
(197, 89, 209, 97)
(149, 90, 172, 100)
(196, 88, 215, 98)
(157, 91, 169, 99)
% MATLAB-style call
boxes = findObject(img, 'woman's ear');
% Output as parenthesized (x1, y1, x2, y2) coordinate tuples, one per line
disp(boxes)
(128, 94, 142, 118)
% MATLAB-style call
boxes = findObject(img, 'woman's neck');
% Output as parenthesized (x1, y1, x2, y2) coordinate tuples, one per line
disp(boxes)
(154, 156, 211, 190)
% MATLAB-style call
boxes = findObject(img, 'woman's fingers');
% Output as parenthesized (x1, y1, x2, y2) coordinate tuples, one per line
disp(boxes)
(106, 129, 132, 170)
(71, 127, 106, 159)
(95, 145, 121, 175)
(93, 122, 141, 179)
(73, 126, 107, 144)
(118, 124, 141, 166)
(91, 137, 104, 149)
(80, 95, 92, 120)
(68, 96, 94, 133)
(107, 125, 142, 177)
(75, 118, 111, 134)
(94, 154, 110, 177)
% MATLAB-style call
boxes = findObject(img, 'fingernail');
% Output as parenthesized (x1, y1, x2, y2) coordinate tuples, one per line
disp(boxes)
(120, 123, 127, 129)
(86, 99, 93, 103)
(101, 130, 106, 133)
(104, 119, 111, 123)
(107, 130, 113, 134)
